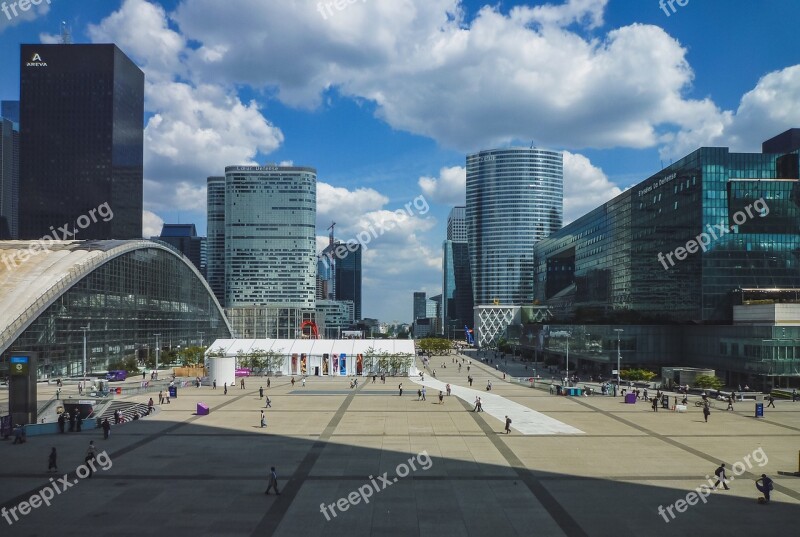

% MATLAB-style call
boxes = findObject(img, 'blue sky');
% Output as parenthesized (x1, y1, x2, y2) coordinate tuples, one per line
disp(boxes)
(2, 0, 800, 323)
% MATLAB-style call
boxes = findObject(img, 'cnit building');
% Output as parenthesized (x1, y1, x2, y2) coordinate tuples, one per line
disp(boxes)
(517, 129, 800, 390)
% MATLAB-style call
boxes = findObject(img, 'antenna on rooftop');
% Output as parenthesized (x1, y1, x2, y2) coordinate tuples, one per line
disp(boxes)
(60, 21, 73, 44)
(327, 222, 336, 247)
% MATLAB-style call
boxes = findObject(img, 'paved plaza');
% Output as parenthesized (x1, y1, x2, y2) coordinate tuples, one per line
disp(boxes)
(2, 356, 800, 536)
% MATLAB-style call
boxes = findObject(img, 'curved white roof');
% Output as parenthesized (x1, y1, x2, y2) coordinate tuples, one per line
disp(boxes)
(0, 240, 231, 354)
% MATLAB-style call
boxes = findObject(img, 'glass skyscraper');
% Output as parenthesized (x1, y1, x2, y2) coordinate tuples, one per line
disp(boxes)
(223, 165, 317, 308)
(442, 206, 473, 337)
(467, 148, 563, 306)
(206, 176, 226, 306)
(18, 44, 144, 240)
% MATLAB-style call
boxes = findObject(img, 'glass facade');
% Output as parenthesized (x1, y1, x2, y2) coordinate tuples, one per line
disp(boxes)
(534, 147, 800, 323)
(467, 148, 563, 306)
(0, 116, 18, 239)
(0, 242, 231, 378)
(334, 243, 361, 321)
(18, 44, 144, 240)
(223, 166, 317, 308)
(442, 240, 474, 337)
(447, 206, 467, 242)
(206, 176, 226, 306)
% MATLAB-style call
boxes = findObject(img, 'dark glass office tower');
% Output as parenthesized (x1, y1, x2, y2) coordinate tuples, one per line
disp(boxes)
(334, 242, 362, 321)
(0, 115, 19, 239)
(152, 223, 207, 276)
(206, 176, 226, 306)
(18, 44, 144, 239)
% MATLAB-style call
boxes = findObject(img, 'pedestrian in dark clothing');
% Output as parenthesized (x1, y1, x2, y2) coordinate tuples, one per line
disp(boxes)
(259, 387, 264, 399)
(68, 412, 75, 432)
(241, 378, 245, 389)
(792, 388, 798, 402)
(76, 413, 83, 432)
(767, 394, 776, 408)
(399, 383, 403, 396)
(102, 418, 111, 439)
(652, 397, 658, 412)
(260, 411, 266, 428)
(468, 376, 473, 387)
(213, 379, 217, 389)
(267, 378, 271, 388)
(265, 396, 272, 408)
(726, 396, 734, 411)
(438, 391, 444, 404)
(755, 474, 774, 503)
(224, 383, 228, 395)
(57, 413, 65, 433)
(158, 390, 164, 405)
(265, 466, 280, 494)
(703, 403, 711, 422)
(714, 463, 730, 490)
(48, 447, 58, 473)
(505, 416, 512, 434)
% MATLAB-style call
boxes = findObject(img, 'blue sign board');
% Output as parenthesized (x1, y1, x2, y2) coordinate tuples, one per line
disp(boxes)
(755, 403, 764, 418)
(10, 356, 29, 376)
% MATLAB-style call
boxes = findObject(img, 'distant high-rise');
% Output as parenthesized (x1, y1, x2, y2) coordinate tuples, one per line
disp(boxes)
(223, 165, 316, 308)
(18, 44, 144, 239)
(1, 101, 19, 123)
(447, 206, 467, 242)
(206, 176, 226, 306)
(0, 114, 19, 239)
(443, 205, 473, 336)
(466, 148, 563, 306)
(333, 243, 361, 321)
(413, 291, 427, 321)
(152, 224, 207, 276)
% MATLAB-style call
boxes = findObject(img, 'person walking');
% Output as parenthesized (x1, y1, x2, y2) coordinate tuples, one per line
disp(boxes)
(438, 391, 444, 404)
(468, 376, 473, 387)
(213, 379, 217, 390)
(302, 377, 306, 387)
(767, 394, 776, 408)
(398, 383, 403, 396)
(165, 390, 171, 404)
(265, 396, 272, 408)
(260, 410, 266, 428)
(703, 402, 711, 422)
(267, 378, 271, 388)
(158, 390, 164, 405)
(446, 383, 451, 396)
(85, 441, 97, 478)
(713, 463, 730, 490)
(259, 386, 264, 399)
(290, 377, 296, 387)
(473, 397, 480, 412)
(417, 389, 422, 401)
(792, 388, 798, 402)
(102, 418, 111, 440)
(57, 413, 66, 434)
(504, 416, 512, 434)
(48, 447, 58, 473)
(56, 387, 61, 400)
(421, 387, 427, 401)
(265, 466, 280, 495)
(651, 397, 658, 412)
(240, 378, 245, 389)
(726, 395, 734, 411)
(147, 397, 154, 415)
(224, 383, 228, 395)
(477, 397, 483, 412)
(755, 474, 774, 503)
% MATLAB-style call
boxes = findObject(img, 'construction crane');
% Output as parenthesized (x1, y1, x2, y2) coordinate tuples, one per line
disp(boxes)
(327, 222, 335, 246)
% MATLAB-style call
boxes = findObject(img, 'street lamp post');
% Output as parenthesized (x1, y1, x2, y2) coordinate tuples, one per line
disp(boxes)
(80, 325, 90, 382)
(565, 335, 570, 386)
(153, 333, 161, 378)
(614, 329, 623, 390)
(198, 331, 205, 349)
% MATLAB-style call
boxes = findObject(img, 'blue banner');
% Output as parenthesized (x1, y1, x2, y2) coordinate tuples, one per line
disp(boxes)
(340, 353, 347, 375)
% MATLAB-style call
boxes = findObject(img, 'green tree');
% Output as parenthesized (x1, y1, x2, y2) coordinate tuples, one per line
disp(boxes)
(694, 375, 723, 390)
(619, 369, 657, 381)
(108, 356, 139, 374)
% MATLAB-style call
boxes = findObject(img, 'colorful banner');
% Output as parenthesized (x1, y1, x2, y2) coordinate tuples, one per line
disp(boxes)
(323, 355, 329, 375)
(333, 355, 339, 375)
(340, 353, 347, 375)
(301, 355, 307, 375)
(357, 354, 363, 375)
(291, 354, 298, 375)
